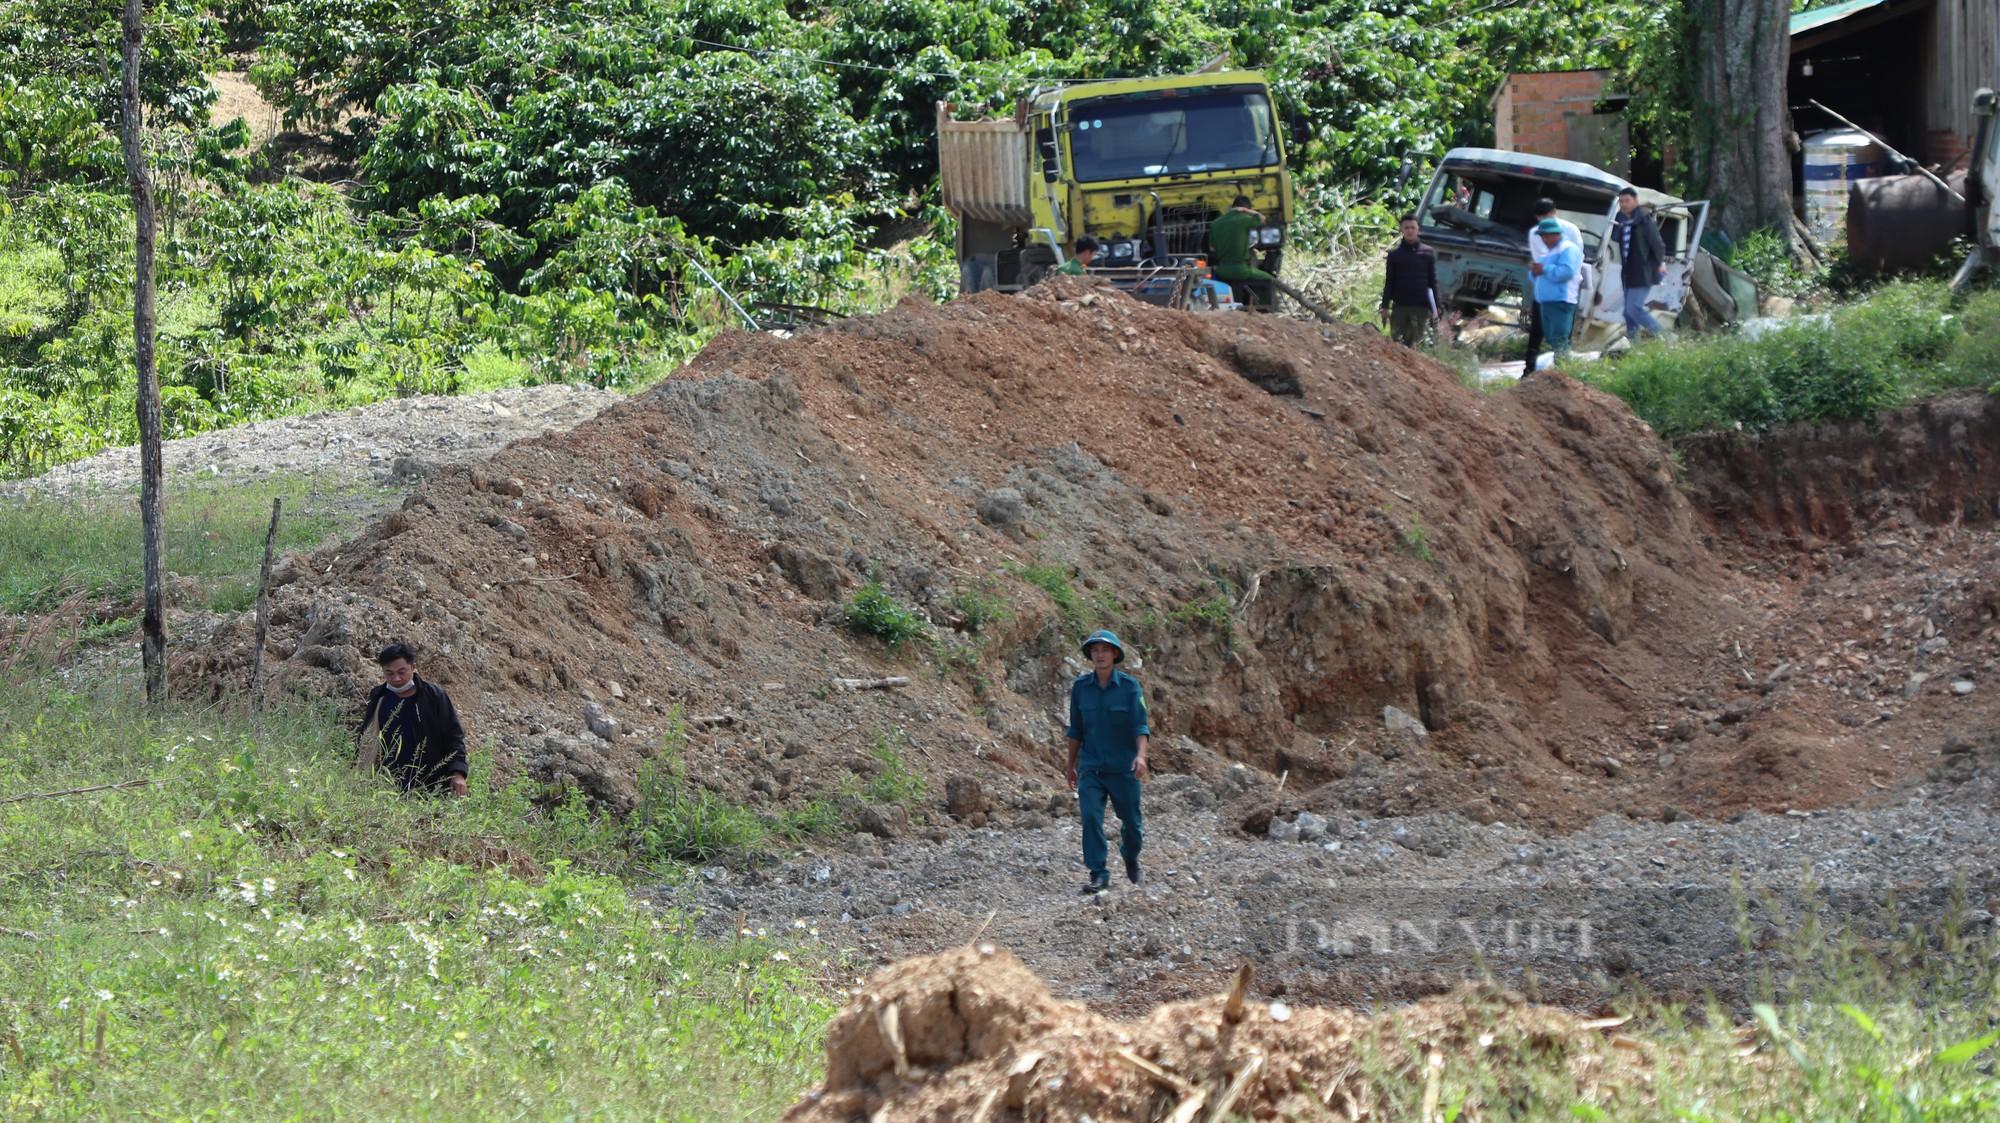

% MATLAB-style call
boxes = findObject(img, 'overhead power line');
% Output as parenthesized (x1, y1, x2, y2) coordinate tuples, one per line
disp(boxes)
(683, 36, 1145, 86)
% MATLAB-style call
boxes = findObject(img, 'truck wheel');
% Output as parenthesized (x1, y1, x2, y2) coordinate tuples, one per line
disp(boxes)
(1021, 245, 1058, 286)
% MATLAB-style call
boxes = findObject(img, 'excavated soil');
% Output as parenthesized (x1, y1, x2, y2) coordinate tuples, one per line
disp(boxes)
(225, 284, 1998, 824)
(222, 282, 1734, 816)
(785, 947, 1648, 1123)
(197, 281, 2000, 1032)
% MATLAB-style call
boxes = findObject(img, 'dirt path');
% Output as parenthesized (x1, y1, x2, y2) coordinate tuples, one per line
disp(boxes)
(6, 385, 621, 502)
(680, 515, 2000, 1017)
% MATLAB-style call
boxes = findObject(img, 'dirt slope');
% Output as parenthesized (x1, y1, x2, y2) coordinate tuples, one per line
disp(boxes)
(194, 280, 1759, 825)
(203, 282, 2000, 838)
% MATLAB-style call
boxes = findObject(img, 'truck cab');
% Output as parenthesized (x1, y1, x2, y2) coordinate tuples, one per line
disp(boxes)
(938, 70, 1296, 301)
(1416, 148, 1709, 347)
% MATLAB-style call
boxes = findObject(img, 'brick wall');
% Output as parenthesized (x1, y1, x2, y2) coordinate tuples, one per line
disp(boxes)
(1495, 70, 1611, 159)
(1927, 128, 1970, 173)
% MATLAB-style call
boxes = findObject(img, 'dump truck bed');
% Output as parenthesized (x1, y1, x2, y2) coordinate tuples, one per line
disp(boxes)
(938, 115, 1033, 227)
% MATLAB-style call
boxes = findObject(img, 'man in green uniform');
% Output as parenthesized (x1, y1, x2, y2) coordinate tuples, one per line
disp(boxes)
(1065, 629, 1150, 894)
(1056, 236, 1100, 275)
(1207, 196, 1274, 309)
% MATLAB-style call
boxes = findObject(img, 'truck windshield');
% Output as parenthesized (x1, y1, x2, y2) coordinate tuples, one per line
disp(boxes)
(1066, 91, 1278, 182)
(1419, 166, 1614, 255)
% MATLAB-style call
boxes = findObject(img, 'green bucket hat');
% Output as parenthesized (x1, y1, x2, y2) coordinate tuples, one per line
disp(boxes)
(1080, 629, 1126, 662)
(1536, 218, 1563, 235)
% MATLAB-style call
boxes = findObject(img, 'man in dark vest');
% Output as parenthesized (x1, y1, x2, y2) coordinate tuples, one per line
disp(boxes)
(354, 643, 468, 796)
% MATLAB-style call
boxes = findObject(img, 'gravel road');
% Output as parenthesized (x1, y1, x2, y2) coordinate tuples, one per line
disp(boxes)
(5, 385, 621, 501)
(665, 737, 2000, 1018)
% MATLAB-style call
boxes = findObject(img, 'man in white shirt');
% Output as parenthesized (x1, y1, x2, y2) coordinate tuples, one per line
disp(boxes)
(1523, 198, 1582, 366)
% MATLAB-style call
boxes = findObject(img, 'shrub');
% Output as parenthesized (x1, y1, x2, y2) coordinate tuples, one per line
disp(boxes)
(1943, 287, 2000, 393)
(632, 712, 769, 861)
(1170, 583, 1237, 649)
(634, 777, 768, 862)
(952, 583, 1012, 633)
(1729, 226, 1826, 300)
(842, 580, 928, 649)
(1591, 282, 1972, 438)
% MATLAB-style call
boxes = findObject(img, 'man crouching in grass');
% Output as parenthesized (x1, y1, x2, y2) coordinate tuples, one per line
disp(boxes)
(355, 642, 468, 797)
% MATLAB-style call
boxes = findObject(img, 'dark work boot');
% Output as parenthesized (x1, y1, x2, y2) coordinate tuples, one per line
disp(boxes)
(1125, 858, 1142, 885)
(1080, 871, 1110, 895)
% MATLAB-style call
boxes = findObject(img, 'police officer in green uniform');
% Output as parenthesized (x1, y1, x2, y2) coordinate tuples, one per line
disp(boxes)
(1065, 629, 1150, 894)
(1056, 235, 1100, 276)
(1207, 196, 1274, 309)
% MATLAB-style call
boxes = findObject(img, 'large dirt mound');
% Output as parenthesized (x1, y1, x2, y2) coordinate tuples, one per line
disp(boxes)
(785, 946, 1645, 1122)
(213, 280, 1920, 824)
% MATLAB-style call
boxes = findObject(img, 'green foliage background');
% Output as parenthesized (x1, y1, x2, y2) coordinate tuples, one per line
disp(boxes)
(2, 0, 1670, 477)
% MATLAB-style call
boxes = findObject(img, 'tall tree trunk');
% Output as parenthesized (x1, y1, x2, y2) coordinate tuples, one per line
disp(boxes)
(1686, 0, 1794, 243)
(120, 0, 167, 703)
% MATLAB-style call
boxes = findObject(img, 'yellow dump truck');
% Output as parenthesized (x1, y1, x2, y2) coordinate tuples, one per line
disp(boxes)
(936, 70, 1298, 302)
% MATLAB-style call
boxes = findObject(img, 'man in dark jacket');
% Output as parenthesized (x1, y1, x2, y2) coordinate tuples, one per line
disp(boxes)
(1379, 214, 1442, 346)
(354, 643, 468, 796)
(1613, 187, 1668, 339)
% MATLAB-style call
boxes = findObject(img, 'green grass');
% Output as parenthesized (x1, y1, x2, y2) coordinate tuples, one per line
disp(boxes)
(863, 734, 925, 810)
(0, 685, 834, 1120)
(1588, 281, 1996, 439)
(1287, 881, 2000, 1120)
(1169, 584, 1237, 651)
(633, 725, 772, 864)
(0, 476, 373, 614)
(951, 583, 1012, 634)
(1010, 561, 1087, 634)
(631, 711, 847, 862)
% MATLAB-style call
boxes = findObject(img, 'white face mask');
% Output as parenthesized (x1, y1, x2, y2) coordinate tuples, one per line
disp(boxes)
(390, 678, 417, 695)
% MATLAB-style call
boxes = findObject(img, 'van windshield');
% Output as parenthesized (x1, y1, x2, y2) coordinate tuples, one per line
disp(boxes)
(1066, 90, 1278, 182)
(1419, 167, 1614, 254)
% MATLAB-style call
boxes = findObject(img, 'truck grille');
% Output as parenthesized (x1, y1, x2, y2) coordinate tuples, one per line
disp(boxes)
(1157, 204, 1217, 257)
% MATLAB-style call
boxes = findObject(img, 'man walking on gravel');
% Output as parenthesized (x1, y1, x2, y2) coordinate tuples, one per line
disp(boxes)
(1066, 629, 1150, 894)
(355, 643, 469, 796)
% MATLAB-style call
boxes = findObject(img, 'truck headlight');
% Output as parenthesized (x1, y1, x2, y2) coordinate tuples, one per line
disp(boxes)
(1105, 239, 1138, 261)
(1256, 226, 1284, 247)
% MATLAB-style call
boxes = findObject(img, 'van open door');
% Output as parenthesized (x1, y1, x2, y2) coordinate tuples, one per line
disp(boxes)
(1593, 199, 1707, 340)
(1649, 200, 1709, 325)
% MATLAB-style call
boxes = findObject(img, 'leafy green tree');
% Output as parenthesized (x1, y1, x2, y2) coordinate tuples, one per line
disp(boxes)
(342, 11, 881, 242)
(0, 0, 219, 130)
(0, 78, 122, 191)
